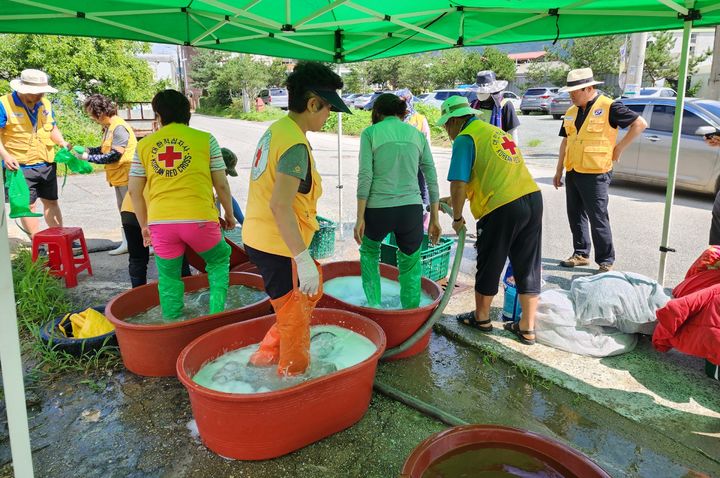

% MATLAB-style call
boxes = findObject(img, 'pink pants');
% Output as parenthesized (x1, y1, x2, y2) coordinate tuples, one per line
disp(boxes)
(149, 221, 222, 259)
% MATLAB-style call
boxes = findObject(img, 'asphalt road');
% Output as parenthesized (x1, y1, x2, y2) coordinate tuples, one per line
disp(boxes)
(7, 113, 712, 288)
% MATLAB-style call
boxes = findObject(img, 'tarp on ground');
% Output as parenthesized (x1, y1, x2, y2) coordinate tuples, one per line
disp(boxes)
(1, 0, 720, 62)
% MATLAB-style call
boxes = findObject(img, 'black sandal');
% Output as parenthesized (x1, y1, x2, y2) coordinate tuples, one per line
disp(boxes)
(503, 321, 536, 345)
(456, 311, 493, 332)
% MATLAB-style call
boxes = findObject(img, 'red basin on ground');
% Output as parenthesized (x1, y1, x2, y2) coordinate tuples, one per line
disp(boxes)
(176, 308, 386, 460)
(185, 236, 249, 273)
(401, 425, 611, 478)
(319, 261, 442, 360)
(106, 272, 272, 377)
(231, 261, 259, 275)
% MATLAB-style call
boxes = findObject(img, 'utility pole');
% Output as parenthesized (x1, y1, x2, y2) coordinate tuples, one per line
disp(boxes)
(707, 26, 720, 100)
(624, 32, 648, 97)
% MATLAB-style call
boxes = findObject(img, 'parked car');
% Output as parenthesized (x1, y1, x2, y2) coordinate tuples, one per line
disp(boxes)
(258, 87, 288, 109)
(423, 89, 479, 109)
(519, 87, 559, 115)
(417, 93, 431, 101)
(342, 93, 362, 107)
(612, 98, 720, 194)
(353, 93, 373, 109)
(362, 91, 395, 111)
(549, 90, 608, 120)
(621, 87, 677, 99)
(501, 91, 521, 110)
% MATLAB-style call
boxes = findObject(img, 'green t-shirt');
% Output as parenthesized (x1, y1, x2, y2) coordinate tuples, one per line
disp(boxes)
(276, 143, 311, 193)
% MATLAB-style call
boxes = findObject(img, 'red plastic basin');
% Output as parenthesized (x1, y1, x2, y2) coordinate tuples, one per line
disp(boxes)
(319, 261, 442, 360)
(185, 236, 249, 273)
(176, 308, 386, 460)
(231, 261, 259, 275)
(401, 425, 611, 478)
(106, 272, 272, 377)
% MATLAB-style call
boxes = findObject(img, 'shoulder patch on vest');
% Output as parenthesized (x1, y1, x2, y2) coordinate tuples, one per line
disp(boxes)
(491, 129, 521, 164)
(251, 130, 272, 181)
(593, 109, 604, 116)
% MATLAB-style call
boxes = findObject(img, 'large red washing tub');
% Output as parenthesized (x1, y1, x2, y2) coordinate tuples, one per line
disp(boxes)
(319, 261, 442, 360)
(106, 272, 272, 377)
(401, 425, 611, 478)
(185, 236, 249, 273)
(176, 308, 386, 460)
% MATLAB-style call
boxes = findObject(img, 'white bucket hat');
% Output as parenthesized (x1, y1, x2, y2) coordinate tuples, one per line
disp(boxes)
(473, 70, 508, 95)
(559, 68, 603, 93)
(10, 69, 58, 94)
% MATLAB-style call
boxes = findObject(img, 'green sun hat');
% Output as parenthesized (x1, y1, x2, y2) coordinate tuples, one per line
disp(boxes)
(436, 96, 481, 126)
(221, 147, 238, 177)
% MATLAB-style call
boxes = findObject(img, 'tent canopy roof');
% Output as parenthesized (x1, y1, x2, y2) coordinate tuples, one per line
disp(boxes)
(1, 0, 719, 63)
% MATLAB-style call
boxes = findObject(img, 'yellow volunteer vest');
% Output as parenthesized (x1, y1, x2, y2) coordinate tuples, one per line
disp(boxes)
(120, 191, 134, 213)
(563, 95, 618, 174)
(459, 120, 539, 220)
(407, 112, 426, 131)
(0, 94, 55, 166)
(101, 116, 137, 187)
(243, 116, 322, 257)
(136, 123, 217, 223)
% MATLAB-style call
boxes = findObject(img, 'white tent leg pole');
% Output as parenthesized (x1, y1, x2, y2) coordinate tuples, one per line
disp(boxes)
(337, 64, 344, 239)
(657, 18, 693, 285)
(0, 193, 35, 477)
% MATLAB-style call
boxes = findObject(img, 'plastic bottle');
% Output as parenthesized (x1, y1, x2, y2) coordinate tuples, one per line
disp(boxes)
(502, 262, 522, 322)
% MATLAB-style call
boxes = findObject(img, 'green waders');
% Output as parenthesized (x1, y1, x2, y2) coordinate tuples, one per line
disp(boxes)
(397, 248, 422, 309)
(155, 255, 185, 320)
(198, 239, 231, 315)
(359, 236, 382, 307)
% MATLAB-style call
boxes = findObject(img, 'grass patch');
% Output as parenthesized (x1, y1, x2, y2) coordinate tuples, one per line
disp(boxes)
(527, 138, 543, 148)
(196, 104, 286, 122)
(12, 247, 120, 378)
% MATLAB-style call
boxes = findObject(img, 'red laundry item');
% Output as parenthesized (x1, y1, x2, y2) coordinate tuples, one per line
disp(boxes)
(685, 246, 720, 280)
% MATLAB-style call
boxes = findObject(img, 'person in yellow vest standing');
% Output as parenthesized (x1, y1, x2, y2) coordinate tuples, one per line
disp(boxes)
(439, 96, 543, 346)
(0, 69, 70, 237)
(128, 90, 234, 320)
(553, 68, 647, 273)
(74, 94, 137, 255)
(245, 61, 351, 376)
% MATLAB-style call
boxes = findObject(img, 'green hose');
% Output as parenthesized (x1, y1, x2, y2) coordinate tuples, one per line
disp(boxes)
(381, 203, 467, 360)
(373, 379, 469, 427)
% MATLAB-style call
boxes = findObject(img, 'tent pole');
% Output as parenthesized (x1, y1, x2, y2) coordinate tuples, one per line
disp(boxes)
(337, 64, 344, 239)
(657, 17, 693, 285)
(0, 197, 35, 476)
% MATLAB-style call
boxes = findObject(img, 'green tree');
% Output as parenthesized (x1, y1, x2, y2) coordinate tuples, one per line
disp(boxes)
(526, 62, 569, 86)
(549, 36, 624, 75)
(398, 54, 434, 94)
(267, 58, 289, 87)
(189, 49, 229, 92)
(0, 34, 155, 101)
(212, 55, 269, 112)
(644, 31, 711, 96)
(343, 63, 370, 93)
(430, 49, 465, 88)
(366, 57, 402, 89)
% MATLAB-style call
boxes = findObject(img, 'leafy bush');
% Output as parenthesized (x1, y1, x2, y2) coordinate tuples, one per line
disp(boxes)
(52, 93, 102, 148)
(415, 103, 449, 146)
(12, 247, 71, 331)
(322, 109, 372, 136)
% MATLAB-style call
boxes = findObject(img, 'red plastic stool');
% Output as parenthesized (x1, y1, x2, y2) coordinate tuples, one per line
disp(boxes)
(31, 227, 93, 288)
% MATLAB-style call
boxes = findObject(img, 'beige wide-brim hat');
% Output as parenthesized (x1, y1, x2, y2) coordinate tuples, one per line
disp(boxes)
(559, 68, 603, 93)
(10, 69, 58, 94)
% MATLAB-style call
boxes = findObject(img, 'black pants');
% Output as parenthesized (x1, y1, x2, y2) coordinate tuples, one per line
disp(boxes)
(364, 204, 424, 255)
(565, 170, 615, 265)
(121, 212, 190, 288)
(711, 189, 720, 245)
(475, 191, 543, 296)
(245, 244, 293, 300)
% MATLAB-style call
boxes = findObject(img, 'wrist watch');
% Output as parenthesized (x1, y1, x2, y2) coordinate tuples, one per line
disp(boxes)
(453, 216, 463, 222)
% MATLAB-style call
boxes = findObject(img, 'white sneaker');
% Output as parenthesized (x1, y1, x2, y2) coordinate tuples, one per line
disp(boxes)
(108, 241, 128, 256)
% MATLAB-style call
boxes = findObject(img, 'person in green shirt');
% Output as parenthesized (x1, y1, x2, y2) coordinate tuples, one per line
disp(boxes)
(354, 93, 441, 309)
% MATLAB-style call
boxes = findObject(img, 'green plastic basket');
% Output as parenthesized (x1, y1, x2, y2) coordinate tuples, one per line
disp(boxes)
(309, 216, 337, 259)
(380, 234, 454, 281)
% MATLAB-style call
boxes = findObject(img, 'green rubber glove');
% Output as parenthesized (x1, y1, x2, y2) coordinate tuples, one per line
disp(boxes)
(360, 236, 382, 307)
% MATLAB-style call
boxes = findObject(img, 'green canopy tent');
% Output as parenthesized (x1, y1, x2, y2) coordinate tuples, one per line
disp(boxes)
(2, 1, 720, 476)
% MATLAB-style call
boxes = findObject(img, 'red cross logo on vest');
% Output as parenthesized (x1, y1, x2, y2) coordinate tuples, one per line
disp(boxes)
(253, 147, 262, 168)
(158, 146, 182, 168)
(501, 137, 517, 155)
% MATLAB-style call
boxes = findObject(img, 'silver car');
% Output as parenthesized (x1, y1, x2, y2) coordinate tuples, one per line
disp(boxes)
(520, 87, 559, 115)
(549, 91, 572, 119)
(259, 88, 288, 109)
(613, 98, 720, 194)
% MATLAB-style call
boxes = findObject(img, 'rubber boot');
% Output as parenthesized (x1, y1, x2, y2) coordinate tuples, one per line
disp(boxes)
(198, 239, 231, 315)
(275, 291, 311, 376)
(359, 236, 382, 307)
(155, 255, 185, 320)
(397, 248, 422, 309)
(109, 230, 128, 256)
(248, 292, 291, 367)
